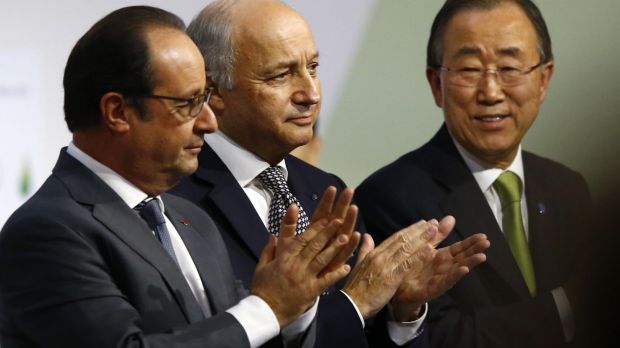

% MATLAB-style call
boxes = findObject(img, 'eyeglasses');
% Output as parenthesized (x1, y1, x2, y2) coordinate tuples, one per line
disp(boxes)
(132, 86, 214, 118)
(438, 62, 543, 87)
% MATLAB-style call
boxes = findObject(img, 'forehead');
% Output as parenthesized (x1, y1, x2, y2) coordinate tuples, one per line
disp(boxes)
(441, 3, 540, 61)
(147, 28, 206, 92)
(233, 6, 318, 70)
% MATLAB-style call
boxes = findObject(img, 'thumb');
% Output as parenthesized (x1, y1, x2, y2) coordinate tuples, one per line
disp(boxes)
(355, 233, 375, 267)
(258, 234, 277, 266)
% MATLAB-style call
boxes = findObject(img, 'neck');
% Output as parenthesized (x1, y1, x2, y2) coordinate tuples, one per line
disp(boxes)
(73, 132, 173, 196)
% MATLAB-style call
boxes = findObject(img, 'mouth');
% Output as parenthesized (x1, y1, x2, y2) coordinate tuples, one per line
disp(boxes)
(185, 142, 204, 153)
(287, 115, 313, 126)
(474, 114, 510, 122)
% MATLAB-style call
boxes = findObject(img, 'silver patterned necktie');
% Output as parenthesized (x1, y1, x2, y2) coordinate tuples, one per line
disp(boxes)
(135, 198, 178, 263)
(257, 166, 309, 235)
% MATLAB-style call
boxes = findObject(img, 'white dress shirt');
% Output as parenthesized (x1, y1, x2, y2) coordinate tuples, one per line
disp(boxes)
(207, 131, 426, 344)
(452, 137, 575, 342)
(67, 142, 285, 348)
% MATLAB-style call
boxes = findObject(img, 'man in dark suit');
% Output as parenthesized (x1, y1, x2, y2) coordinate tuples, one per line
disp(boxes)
(172, 1, 491, 347)
(356, 1, 591, 347)
(0, 6, 364, 347)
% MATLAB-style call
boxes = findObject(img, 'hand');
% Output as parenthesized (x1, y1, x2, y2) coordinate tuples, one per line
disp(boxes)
(342, 220, 439, 319)
(391, 216, 490, 321)
(250, 187, 361, 327)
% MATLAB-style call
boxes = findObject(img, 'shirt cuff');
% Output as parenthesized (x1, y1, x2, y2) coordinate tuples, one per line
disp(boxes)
(339, 290, 365, 328)
(281, 297, 319, 343)
(551, 286, 575, 342)
(386, 302, 427, 346)
(227, 295, 280, 348)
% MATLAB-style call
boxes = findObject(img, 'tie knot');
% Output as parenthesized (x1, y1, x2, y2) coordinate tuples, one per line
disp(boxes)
(135, 198, 166, 228)
(258, 166, 292, 198)
(493, 171, 522, 206)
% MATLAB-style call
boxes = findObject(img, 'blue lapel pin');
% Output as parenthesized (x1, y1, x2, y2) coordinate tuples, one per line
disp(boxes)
(538, 202, 546, 214)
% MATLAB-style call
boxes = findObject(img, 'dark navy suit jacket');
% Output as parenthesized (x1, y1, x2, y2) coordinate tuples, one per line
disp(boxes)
(356, 125, 591, 348)
(0, 149, 252, 347)
(171, 142, 427, 347)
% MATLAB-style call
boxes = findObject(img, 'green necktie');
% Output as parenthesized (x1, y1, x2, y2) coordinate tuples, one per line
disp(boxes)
(493, 171, 537, 296)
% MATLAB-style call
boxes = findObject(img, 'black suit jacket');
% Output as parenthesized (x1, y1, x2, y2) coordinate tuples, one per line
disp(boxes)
(172, 142, 424, 348)
(0, 150, 253, 347)
(355, 125, 591, 348)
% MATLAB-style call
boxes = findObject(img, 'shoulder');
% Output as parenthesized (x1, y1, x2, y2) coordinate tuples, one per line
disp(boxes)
(523, 151, 588, 186)
(286, 155, 348, 188)
(357, 145, 436, 196)
(161, 193, 217, 224)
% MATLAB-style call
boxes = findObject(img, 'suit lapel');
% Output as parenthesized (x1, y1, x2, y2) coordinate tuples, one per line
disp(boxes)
(54, 150, 204, 323)
(430, 127, 531, 298)
(165, 200, 237, 314)
(523, 154, 563, 292)
(286, 157, 322, 218)
(194, 144, 269, 259)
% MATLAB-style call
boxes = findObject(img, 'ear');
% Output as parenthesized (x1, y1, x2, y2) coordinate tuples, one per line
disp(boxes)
(205, 73, 226, 114)
(99, 92, 132, 134)
(426, 67, 444, 108)
(538, 61, 554, 103)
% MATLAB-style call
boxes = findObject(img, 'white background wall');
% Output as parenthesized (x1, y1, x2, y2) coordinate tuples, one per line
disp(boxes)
(0, 0, 376, 224)
(2, 1, 619, 224)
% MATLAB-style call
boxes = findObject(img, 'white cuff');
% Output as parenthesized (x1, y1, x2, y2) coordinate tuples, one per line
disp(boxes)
(340, 290, 365, 328)
(386, 302, 427, 345)
(281, 297, 319, 343)
(227, 295, 280, 348)
(551, 286, 575, 342)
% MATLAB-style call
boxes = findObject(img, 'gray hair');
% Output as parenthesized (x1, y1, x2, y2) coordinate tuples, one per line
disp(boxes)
(187, 0, 237, 90)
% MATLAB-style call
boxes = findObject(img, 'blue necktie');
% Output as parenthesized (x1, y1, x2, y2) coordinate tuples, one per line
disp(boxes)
(136, 198, 178, 263)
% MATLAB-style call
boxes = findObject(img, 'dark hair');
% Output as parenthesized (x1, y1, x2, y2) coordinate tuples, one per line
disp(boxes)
(63, 6, 186, 132)
(427, 0, 553, 68)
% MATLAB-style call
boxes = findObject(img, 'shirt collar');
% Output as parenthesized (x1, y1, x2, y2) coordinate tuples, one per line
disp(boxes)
(66, 142, 161, 211)
(450, 136, 525, 194)
(205, 131, 288, 187)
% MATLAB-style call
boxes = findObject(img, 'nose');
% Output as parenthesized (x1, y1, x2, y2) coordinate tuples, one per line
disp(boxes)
(193, 102, 218, 135)
(292, 72, 321, 106)
(477, 71, 505, 105)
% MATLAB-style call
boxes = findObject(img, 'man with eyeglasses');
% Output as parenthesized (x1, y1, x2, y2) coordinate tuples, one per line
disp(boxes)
(0, 6, 368, 347)
(171, 0, 494, 347)
(356, 0, 591, 347)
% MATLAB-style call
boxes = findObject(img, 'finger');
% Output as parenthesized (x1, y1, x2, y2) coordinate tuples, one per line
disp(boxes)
(355, 233, 375, 267)
(379, 220, 430, 254)
(279, 204, 299, 239)
(322, 231, 362, 275)
(309, 230, 352, 274)
(376, 220, 435, 270)
(447, 233, 488, 258)
(330, 188, 354, 221)
(258, 234, 277, 266)
(430, 215, 455, 247)
(442, 265, 471, 289)
(459, 253, 487, 270)
(299, 218, 344, 262)
(310, 187, 337, 223)
(276, 204, 312, 258)
(316, 263, 352, 292)
(327, 206, 359, 266)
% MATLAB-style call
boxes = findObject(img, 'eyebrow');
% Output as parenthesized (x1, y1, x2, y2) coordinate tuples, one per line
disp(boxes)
(451, 45, 524, 59)
(265, 51, 320, 72)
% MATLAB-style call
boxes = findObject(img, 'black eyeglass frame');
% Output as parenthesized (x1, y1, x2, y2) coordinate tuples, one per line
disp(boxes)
(437, 62, 544, 87)
(131, 86, 214, 118)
